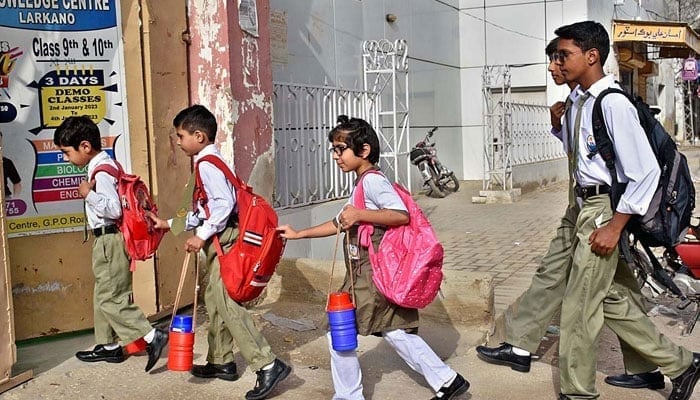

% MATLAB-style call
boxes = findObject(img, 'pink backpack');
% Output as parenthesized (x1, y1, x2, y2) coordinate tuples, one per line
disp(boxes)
(353, 170, 443, 309)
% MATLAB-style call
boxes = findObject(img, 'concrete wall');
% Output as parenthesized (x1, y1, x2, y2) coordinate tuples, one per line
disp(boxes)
(271, 0, 679, 183)
(270, 0, 465, 182)
(277, 199, 346, 260)
(513, 158, 568, 192)
(268, 0, 600, 184)
(189, 0, 275, 199)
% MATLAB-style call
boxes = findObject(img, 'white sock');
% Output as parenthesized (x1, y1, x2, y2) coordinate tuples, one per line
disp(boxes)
(441, 374, 456, 388)
(262, 361, 275, 371)
(143, 328, 156, 343)
(511, 346, 530, 356)
(103, 343, 120, 350)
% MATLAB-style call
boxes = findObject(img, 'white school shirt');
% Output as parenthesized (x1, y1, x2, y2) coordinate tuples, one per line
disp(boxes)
(339, 171, 406, 222)
(84, 151, 121, 230)
(565, 74, 660, 216)
(184, 144, 237, 241)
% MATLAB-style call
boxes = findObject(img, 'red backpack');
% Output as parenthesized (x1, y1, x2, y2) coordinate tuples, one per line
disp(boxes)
(90, 161, 165, 271)
(194, 155, 286, 303)
(353, 170, 444, 309)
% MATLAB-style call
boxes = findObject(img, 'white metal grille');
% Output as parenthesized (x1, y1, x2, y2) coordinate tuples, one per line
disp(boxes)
(362, 39, 411, 190)
(272, 83, 378, 209)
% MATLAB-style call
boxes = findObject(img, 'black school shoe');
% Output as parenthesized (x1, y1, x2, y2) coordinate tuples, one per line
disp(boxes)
(145, 328, 169, 372)
(670, 352, 700, 400)
(430, 374, 469, 399)
(75, 344, 125, 363)
(245, 359, 291, 400)
(191, 362, 239, 381)
(604, 371, 665, 389)
(476, 342, 531, 372)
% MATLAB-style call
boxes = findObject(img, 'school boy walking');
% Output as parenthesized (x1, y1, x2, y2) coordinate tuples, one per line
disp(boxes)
(149, 105, 290, 400)
(277, 116, 469, 400)
(53, 116, 168, 372)
(551, 21, 700, 400)
(476, 38, 664, 390)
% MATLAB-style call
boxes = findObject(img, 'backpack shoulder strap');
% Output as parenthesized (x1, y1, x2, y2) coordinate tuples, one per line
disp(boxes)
(353, 169, 391, 250)
(194, 155, 244, 194)
(352, 169, 384, 210)
(590, 88, 628, 169)
(193, 155, 242, 258)
(90, 162, 122, 182)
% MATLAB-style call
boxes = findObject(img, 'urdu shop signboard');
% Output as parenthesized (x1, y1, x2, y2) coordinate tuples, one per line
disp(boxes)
(0, 0, 131, 237)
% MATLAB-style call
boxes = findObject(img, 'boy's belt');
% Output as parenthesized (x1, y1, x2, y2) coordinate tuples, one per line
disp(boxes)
(575, 184, 610, 200)
(93, 225, 119, 237)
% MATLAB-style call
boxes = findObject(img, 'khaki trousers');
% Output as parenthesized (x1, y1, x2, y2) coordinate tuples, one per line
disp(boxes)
(91, 232, 151, 345)
(559, 195, 692, 399)
(202, 226, 275, 372)
(506, 205, 656, 375)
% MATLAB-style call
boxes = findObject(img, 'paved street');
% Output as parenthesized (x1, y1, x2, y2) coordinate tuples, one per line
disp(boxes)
(4, 179, 700, 399)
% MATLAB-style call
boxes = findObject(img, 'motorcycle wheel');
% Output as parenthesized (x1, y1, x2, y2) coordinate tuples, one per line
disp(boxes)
(422, 162, 446, 198)
(442, 172, 460, 193)
(629, 243, 654, 290)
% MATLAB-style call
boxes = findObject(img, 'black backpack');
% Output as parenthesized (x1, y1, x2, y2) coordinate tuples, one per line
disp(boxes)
(591, 88, 695, 248)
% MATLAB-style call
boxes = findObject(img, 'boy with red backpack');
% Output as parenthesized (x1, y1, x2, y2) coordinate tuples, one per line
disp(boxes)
(148, 105, 290, 400)
(277, 116, 469, 400)
(53, 116, 168, 372)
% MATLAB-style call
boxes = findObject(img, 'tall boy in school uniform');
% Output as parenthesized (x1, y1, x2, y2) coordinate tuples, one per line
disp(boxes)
(53, 116, 168, 372)
(552, 21, 700, 400)
(149, 105, 290, 400)
(476, 38, 664, 390)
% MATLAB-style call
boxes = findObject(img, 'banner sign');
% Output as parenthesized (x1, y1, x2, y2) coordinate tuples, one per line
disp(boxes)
(0, 0, 131, 237)
(682, 57, 698, 81)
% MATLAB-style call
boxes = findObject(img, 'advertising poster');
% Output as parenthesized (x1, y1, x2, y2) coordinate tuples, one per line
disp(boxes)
(0, 0, 130, 237)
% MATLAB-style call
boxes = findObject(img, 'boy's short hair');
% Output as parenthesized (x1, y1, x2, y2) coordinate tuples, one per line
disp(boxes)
(328, 115, 380, 164)
(555, 21, 610, 66)
(545, 37, 559, 60)
(53, 116, 102, 150)
(173, 105, 218, 142)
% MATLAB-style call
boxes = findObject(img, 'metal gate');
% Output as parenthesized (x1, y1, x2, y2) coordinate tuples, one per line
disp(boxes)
(272, 83, 378, 209)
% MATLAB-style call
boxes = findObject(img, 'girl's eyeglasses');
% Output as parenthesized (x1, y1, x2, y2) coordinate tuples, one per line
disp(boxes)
(329, 144, 350, 156)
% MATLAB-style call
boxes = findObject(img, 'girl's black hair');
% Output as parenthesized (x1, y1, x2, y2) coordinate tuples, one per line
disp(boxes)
(53, 116, 102, 150)
(328, 115, 380, 164)
(173, 105, 218, 142)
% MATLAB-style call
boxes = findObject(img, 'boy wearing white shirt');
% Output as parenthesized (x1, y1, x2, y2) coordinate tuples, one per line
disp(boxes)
(53, 116, 168, 372)
(553, 21, 699, 400)
(477, 37, 664, 391)
(150, 105, 290, 400)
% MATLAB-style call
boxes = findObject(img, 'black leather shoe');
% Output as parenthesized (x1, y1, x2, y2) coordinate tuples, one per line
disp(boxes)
(245, 359, 291, 400)
(604, 371, 665, 389)
(191, 362, 239, 381)
(670, 352, 700, 400)
(558, 394, 570, 400)
(75, 345, 125, 363)
(145, 328, 168, 372)
(476, 343, 531, 372)
(430, 373, 469, 399)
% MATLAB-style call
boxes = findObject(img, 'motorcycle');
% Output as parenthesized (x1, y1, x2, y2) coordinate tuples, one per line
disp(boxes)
(409, 127, 459, 198)
(629, 220, 700, 335)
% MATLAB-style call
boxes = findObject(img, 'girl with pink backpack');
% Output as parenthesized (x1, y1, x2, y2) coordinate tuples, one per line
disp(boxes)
(276, 116, 469, 400)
